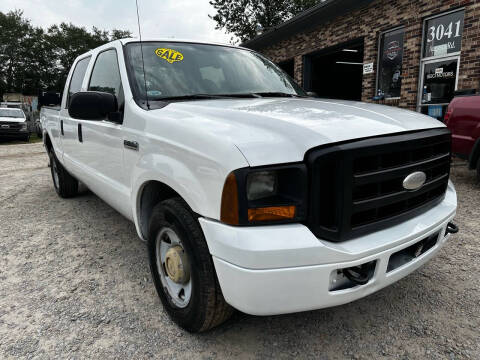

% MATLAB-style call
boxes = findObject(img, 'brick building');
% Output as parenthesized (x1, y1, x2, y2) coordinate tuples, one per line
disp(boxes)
(243, 0, 480, 119)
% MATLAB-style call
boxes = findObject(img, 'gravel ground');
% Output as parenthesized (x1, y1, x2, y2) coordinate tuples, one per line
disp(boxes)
(0, 142, 479, 359)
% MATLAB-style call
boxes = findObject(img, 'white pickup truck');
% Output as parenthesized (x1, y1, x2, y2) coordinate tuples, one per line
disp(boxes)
(0, 108, 29, 142)
(41, 38, 458, 332)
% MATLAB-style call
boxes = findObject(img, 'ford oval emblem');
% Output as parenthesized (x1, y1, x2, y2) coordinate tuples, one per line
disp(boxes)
(402, 171, 427, 191)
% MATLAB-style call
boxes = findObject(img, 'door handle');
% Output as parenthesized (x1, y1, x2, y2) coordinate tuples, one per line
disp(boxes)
(78, 123, 82, 143)
(60, 120, 64, 136)
(124, 140, 139, 151)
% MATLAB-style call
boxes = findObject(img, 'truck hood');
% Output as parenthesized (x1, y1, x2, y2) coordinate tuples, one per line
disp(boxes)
(0, 117, 25, 123)
(159, 98, 445, 167)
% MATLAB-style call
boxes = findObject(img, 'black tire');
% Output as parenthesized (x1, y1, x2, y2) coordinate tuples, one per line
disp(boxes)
(476, 156, 480, 182)
(148, 198, 233, 332)
(48, 150, 78, 198)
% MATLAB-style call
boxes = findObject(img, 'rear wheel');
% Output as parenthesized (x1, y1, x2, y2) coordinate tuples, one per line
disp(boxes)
(148, 198, 233, 332)
(49, 150, 78, 198)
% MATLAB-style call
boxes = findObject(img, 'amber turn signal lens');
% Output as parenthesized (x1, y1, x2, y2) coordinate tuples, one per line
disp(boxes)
(247, 206, 296, 222)
(220, 172, 239, 225)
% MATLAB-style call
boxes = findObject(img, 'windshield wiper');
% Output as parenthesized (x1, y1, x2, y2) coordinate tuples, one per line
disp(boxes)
(211, 92, 303, 98)
(252, 92, 305, 98)
(149, 94, 233, 101)
(149, 92, 304, 102)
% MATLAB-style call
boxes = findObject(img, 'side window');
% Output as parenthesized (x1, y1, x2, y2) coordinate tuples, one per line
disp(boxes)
(67, 56, 91, 108)
(88, 49, 124, 107)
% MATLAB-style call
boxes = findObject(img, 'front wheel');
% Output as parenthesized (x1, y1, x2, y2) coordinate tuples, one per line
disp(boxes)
(148, 198, 233, 332)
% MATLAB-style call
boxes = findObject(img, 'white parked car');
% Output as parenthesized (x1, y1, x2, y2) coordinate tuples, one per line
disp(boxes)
(0, 107, 29, 142)
(41, 39, 458, 332)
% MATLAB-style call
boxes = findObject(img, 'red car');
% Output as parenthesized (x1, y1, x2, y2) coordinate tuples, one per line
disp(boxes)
(445, 94, 480, 180)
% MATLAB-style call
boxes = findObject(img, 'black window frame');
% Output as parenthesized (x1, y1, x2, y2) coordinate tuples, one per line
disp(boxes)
(88, 48, 125, 119)
(66, 56, 91, 109)
(376, 27, 405, 100)
(88, 48, 123, 99)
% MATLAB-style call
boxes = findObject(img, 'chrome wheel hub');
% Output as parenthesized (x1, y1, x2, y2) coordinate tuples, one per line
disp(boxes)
(156, 228, 192, 308)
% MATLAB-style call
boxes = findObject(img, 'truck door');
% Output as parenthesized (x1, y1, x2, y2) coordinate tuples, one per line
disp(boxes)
(74, 48, 131, 218)
(61, 55, 91, 169)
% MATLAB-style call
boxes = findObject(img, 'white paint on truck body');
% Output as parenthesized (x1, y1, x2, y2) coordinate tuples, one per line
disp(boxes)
(40, 38, 457, 316)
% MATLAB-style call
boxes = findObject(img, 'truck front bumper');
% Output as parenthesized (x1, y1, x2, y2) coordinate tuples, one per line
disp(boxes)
(199, 182, 457, 316)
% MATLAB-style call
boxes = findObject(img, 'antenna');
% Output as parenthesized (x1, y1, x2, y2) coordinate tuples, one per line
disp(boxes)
(135, 0, 150, 109)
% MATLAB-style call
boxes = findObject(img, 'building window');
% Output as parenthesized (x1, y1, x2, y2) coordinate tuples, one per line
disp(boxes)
(422, 58, 459, 105)
(423, 10, 464, 59)
(377, 28, 405, 99)
(418, 9, 465, 119)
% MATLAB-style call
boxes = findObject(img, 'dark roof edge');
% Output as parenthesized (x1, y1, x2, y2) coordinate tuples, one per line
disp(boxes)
(242, 0, 374, 50)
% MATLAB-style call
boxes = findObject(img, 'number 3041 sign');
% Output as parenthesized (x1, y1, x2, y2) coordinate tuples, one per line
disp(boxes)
(424, 10, 464, 58)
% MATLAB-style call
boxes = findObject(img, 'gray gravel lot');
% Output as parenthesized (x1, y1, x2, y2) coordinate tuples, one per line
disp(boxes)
(0, 142, 479, 359)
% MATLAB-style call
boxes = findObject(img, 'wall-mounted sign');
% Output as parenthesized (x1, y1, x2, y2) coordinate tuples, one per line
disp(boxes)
(363, 62, 374, 74)
(423, 10, 465, 58)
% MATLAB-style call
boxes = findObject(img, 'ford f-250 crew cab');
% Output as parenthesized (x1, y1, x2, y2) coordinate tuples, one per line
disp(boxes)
(41, 39, 458, 332)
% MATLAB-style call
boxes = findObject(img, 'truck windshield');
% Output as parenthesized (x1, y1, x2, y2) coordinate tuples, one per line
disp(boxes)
(0, 109, 24, 118)
(124, 42, 306, 102)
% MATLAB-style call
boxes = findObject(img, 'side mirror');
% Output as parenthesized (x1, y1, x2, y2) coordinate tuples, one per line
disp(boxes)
(306, 91, 319, 98)
(69, 91, 117, 121)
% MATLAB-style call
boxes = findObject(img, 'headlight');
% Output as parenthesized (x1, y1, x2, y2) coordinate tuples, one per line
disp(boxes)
(220, 164, 308, 225)
(246, 171, 277, 201)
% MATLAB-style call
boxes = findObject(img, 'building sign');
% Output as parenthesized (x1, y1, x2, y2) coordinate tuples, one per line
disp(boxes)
(422, 59, 458, 104)
(377, 28, 405, 98)
(363, 63, 374, 74)
(423, 10, 465, 58)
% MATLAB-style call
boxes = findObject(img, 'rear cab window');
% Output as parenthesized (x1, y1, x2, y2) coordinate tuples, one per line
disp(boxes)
(66, 56, 91, 108)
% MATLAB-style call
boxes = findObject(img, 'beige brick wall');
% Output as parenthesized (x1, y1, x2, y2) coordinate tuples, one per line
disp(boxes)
(255, 0, 480, 110)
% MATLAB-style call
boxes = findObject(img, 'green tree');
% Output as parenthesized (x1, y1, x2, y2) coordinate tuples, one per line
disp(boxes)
(0, 10, 34, 95)
(210, 0, 320, 43)
(46, 24, 132, 91)
(110, 29, 133, 40)
(0, 10, 132, 97)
